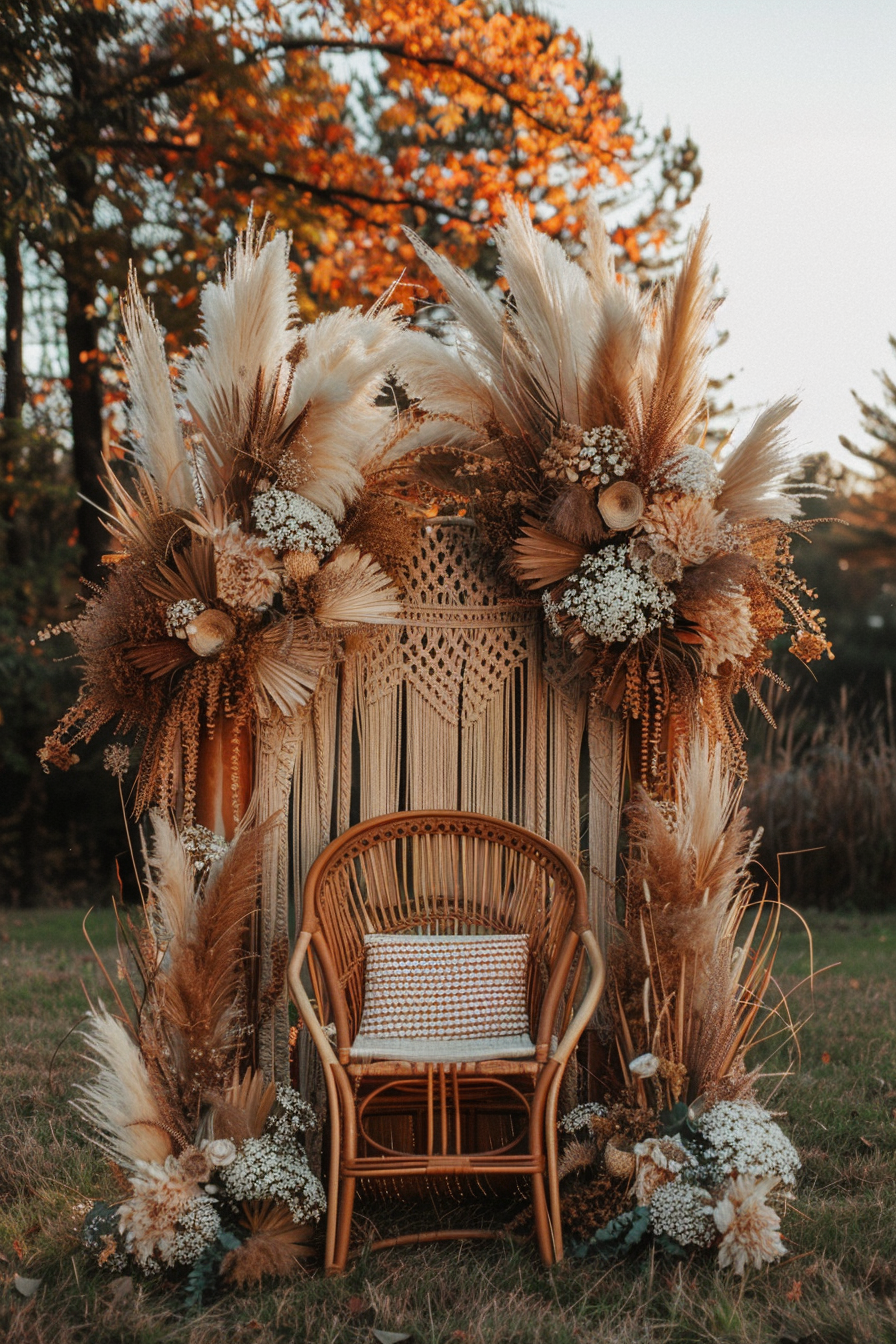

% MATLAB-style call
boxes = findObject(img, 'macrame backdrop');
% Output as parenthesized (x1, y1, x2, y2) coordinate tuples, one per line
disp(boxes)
(255, 517, 622, 1077)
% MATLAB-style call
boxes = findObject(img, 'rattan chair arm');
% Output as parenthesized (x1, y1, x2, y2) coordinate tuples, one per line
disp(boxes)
(549, 929, 605, 1070)
(534, 929, 579, 1056)
(287, 931, 341, 1072)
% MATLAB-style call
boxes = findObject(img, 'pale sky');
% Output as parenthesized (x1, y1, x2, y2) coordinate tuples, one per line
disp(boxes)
(559, 0, 896, 467)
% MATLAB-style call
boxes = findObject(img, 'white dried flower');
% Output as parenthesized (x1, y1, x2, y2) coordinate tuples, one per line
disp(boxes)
(170, 1195, 220, 1264)
(633, 1137, 693, 1204)
(628, 1053, 660, 1079)
(165, 597, 207, 637)
(712, 1174, 786, 1274)
(118, 1156, 205, 1267)
(649, 1180, 715, 1247)
(540, 423, 634, 488)
(274, 1084, 318, 1132)
(201, 1138, 237, 1168)
(542, 593, 563, 639)
(559, 545, 675, 644)
(558, 1102, 608, 1134)
(251, 488, 340, 557)
(698, 1101, 800, 1187)
(660, 446, 722, 497)
(179, 823, 229, 871)
(221, 1134, 325, 1225)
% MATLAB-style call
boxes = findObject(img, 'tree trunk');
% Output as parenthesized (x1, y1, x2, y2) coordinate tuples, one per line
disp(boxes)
(2, 227, 29, 567)
(2, 229, 25, 422)
(61, 256, 108, 584)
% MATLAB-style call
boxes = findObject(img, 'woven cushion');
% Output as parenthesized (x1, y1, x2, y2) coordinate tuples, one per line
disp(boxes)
(357, 933, 530, 1043)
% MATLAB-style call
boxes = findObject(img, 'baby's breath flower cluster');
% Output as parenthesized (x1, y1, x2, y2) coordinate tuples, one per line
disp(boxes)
(221, 1134, 326, 1225)
(103, 743, 131, 781)
(95, 1084, 324, 1277)
(697, 1101, 801, 1187)
(559, 544, 676, 644)
(165, 598, 206, 637)
(171, 1195, 221, 1263)
(558, 1102, 608, 1134)
(649, 1181, 715, 1246)
(539, 423, 634, 489)
(251, 488, 340, 556)
(180, 823, 229, 871)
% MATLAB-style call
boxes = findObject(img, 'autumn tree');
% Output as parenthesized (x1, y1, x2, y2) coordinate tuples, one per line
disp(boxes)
(1, 0, 699, 580)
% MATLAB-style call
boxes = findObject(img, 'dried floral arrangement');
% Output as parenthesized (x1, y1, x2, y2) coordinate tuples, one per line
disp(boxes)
(78, 813, 325, 1296)
(383, 202, 832, 782)
(40, 218, 413, 820)
(553, 732, 805, 1272)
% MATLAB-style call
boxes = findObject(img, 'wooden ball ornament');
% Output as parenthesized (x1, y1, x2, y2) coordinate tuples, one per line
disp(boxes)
(597, 480, 645, 531)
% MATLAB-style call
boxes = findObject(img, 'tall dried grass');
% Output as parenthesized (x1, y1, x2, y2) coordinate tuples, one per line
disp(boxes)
(744, 676, 896, 910)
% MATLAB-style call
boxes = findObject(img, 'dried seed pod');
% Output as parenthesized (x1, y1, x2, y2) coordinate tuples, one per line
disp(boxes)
(283, 548, 321, 584)
(598, 480, 645, 531)
(185, 608, 236, 658)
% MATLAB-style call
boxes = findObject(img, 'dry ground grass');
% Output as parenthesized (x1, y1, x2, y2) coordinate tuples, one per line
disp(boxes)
(1, 907, 896, 1344)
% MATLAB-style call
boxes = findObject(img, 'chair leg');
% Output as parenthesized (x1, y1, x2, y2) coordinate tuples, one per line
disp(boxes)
(531, 1172, 554, 1266)
(331, 1176, 357, 1273)
(544, 1065, 566, 1262)
(323, 1063, 342, 1274)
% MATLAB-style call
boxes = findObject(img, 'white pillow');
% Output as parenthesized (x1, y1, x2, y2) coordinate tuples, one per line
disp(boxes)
(357, 933, 530, 1041)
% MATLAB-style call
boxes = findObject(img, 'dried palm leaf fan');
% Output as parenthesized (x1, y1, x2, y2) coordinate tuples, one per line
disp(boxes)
(41, 218, 405, 829)
(383, 201, 831, 788)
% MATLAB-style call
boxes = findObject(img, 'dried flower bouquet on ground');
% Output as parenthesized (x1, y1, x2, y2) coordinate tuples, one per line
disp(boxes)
(77, 814, 324, 1292)
(554, 732, 803, 1271)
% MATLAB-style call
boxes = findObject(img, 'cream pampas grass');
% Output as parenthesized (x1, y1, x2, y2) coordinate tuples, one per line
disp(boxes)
(180, 220, 299, 487)
(285, 304, 406, 520)
(74, 1005, 175, 1167)
(119, 271, 194, 511)
(716, 396, 805, 524)
(143, 809, 197, 950)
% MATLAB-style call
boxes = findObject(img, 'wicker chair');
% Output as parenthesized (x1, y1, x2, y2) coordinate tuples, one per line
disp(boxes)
(287, 810, 605, 1271)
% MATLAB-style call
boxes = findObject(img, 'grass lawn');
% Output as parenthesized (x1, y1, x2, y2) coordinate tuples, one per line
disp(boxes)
(1, 906, 896, 1344)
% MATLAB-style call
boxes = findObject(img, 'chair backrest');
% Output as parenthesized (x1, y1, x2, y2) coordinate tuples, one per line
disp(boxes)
(301, 809, 591, 1048)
